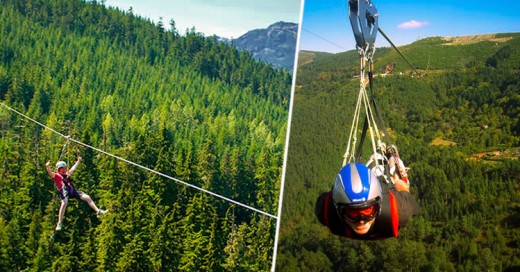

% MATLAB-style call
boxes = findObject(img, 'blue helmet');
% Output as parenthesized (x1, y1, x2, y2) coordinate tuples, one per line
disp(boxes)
(332, 162, 382, 223)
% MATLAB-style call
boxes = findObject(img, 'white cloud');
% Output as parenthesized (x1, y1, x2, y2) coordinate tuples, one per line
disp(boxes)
(397, 20, 429, 29)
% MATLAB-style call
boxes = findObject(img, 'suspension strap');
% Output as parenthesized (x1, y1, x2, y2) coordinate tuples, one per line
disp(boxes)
(344, 0, 386, 173)
(343, 48, 381, 167)
(356, 57, 386, 161)
(367, 60, 392, 146)
(355, 117, 369, 161)
(57, 136, 70, 162)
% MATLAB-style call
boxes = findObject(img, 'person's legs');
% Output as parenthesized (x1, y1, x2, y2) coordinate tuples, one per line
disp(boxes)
(56, 198, 68, 230)
(78, 191, 99, 212)
(78, 191, 107, 215)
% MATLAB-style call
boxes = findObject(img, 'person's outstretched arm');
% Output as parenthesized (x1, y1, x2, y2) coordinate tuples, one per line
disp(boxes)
(69, 156, 82, 175)
(45, 161, 55, 179)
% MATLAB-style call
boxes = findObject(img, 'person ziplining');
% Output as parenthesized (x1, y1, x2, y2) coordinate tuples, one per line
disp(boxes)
(315, 0, 419, 240)
(45, 156, 108, 232)
(0, 101, 277, 226)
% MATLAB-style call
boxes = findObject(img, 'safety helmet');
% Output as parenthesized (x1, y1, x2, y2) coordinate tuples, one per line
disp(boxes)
(332, 162, 382, 224)
(56, 161, 67, 170)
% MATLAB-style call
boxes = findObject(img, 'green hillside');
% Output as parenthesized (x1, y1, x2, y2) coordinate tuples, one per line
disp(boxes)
(0, 0, 292, 271)
(373, 33, 520, 73)
(277, 33, 520, 271)
(298, 33, 520, 77)
(297, 51, 334, 68)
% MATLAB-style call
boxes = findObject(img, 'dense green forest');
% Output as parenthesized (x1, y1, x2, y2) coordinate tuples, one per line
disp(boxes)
(276, 33, 520, 271)
(0, 0, 293, 271)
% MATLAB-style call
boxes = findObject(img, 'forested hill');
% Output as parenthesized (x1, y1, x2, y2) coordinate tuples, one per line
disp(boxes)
(297, 33, 520, 78)
(0, 0, 292, 271)
(277, 33, 520, 271)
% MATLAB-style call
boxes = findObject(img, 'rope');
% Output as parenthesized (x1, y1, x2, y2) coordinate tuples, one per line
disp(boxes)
(57, 136, 70, 162)
(357, 60, 392, 158)
(0, 102, 277, 219)
(343, 84, 364, 166)
(361, 83, 379, 164)
(343, 48, 382, 166)
(343, 43, 388, 176)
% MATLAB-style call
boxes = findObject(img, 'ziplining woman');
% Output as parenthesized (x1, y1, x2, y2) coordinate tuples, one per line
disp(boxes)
(45, 156, 107, 231)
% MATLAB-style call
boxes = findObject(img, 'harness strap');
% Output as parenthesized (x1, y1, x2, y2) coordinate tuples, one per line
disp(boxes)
(57, 136, 70, 163)
(355, 118, 369, 161)
(343, 49, 382, 169)
(368, 65, 391, 146)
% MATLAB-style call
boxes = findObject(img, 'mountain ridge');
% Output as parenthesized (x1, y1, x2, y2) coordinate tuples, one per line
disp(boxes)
(232, 21, 298, 70)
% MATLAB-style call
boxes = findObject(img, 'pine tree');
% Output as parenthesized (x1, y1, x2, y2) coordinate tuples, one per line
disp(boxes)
(178, 193, 218, 271)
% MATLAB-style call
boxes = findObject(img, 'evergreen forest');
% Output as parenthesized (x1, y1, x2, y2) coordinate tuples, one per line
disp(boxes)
(276, 34, 520, 271)
(0, 0, 293, 271)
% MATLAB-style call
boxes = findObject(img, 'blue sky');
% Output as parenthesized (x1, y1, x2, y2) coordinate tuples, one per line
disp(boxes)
(104, 0, 302, 38)
(300, 0, 520, 53)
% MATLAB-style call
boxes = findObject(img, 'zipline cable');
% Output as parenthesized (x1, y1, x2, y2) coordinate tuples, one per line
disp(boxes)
(377, 26, 419, 75)
(302, 25, 419, 76)
(0, 102, 277, 219)
(301, 28, 349, 51)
